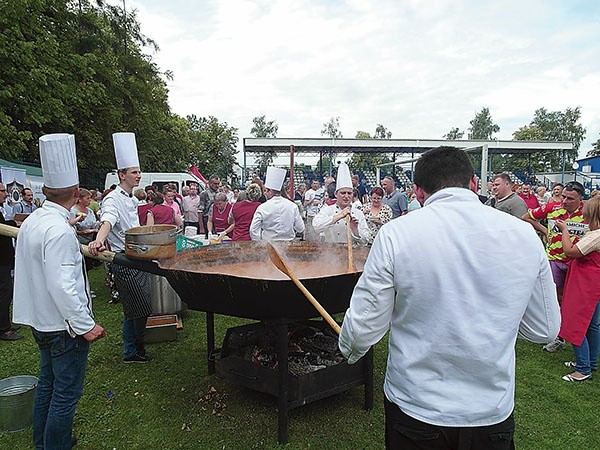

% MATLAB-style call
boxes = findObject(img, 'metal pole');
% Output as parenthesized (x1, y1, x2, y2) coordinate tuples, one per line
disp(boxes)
(480, 145, 489, 195)
(289, 145, 295, 199)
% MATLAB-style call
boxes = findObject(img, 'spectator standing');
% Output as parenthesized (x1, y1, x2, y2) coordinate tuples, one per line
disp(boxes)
(485, 173, 528, 218)
(147, 193, 183, 227)
(303, 179, 324, 241)
(12, 187, 37, 215)
(182, 183, 200, 231)
(339, 147, 559, 449)
(199, 174, 220, 237)
(13, 133, 105, 449)
(0, 182, 21, 341)
(362, 186, 392, 240)
(88, 132, 153, 364)
(550, 183, 564, 203)
(519, 183, 540, 209)
(207, 192, 232, 237)
(522, 180, 588, 352)
(134, 188, 152, 226)
(352, 175, 368, 203)
(225, 183, 262, 241)
(381, 176, 408, 218)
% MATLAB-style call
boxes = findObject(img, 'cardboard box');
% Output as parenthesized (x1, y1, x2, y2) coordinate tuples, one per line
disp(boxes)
(145, 314, 178, 343)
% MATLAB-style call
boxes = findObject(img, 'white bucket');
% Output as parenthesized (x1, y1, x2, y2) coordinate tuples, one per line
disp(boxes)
(184, 226, 197, 237)
(0, 375, 38, 432)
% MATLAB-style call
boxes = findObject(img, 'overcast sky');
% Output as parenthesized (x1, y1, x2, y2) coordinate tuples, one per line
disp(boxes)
(113, 0, 600, 163)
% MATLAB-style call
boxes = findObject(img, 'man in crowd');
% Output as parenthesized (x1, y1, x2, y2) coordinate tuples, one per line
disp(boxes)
(485, 173, 528, 218)
(313, 163, 370, 244)
(199, 174, 220, 237)
(89, 132, 153, 363)
(250, 166, 304, 241)
(182, 183, 200, 232)
(522, 180, 588, 352)
(303, 179, 324, 241)
(11, 187, 37, 217)
(381, 176, 408, 218)
(339, 146, 559, 449)
(0, 182, 21, 341)
(519, 183, 540, 209)
(13, 133, 105, 449)
(352, 174, 367, 203)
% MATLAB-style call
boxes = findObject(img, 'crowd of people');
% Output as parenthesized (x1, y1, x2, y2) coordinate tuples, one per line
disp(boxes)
(2, 137, 600, 449)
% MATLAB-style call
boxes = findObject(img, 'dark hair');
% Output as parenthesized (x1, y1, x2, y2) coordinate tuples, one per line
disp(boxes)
(153, 193, 165, 205)
(413, 146, 474, 194)
(370, 186, 384, 197)
(492, 173, 511, 184)
(327, 182, 336, 198)
(564, 181, 584, 197)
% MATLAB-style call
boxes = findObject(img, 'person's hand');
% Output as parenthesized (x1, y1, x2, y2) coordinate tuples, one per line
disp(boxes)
(87, 239, 105, 256)
(555, 219, 567, 232)
(83, 324, 106, 343)
(334, 207, 351, 223)
(349, 215, 360, 233)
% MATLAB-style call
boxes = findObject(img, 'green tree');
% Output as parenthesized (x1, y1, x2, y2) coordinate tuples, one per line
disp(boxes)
(444, 127, 465, 140)
(250, 115, 278, 173)
(351, 128, 392, 172)
(321, 117, 343, 138)
(513, 107, 586, 171)
(355, 131, 371, 139)
(588, 134, 600, 157)
(374, 124, 392, 139)
(468, 108, 500, 139)
(186, 115, 238, 182)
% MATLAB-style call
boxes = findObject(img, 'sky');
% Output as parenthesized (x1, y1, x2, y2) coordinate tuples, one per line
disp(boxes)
(111, 0, 600, 164)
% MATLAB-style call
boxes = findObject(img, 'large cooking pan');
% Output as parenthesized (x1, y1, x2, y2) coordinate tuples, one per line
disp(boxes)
(157, 241, 369, 320)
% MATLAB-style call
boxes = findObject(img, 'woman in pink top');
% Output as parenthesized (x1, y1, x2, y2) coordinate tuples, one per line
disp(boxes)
(224, 183, 262, 241)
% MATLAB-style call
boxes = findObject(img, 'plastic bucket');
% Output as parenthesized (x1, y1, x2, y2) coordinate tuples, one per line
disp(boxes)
(0, 375, 38, 432)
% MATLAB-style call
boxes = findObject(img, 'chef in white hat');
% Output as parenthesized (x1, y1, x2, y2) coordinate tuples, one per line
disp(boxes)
(249, 166, 305, 241)
(88, 132, 153, 363)
(312, 162, 371, 244)
(13, 133, 106, 449)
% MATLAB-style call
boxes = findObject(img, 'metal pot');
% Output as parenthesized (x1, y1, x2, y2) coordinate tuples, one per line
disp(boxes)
(125, 225, 178, 260)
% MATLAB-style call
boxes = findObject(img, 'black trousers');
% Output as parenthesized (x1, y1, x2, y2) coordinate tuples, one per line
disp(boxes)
(384, 397, 515, 450)
(0, 266, 13, 332)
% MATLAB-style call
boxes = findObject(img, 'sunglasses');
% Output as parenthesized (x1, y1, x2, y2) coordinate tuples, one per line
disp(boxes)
(565, 182, 584, 196)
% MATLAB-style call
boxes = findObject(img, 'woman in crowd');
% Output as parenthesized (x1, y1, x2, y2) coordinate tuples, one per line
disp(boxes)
(556, 196, 600, 381)
(536, 185, 550, 207)
(70, 188, 100, 245)
(164, 187, 182, 218)
(207, 192, 232, 237)
(147, 193, 183, 227)
(135, 188, 153, 226)
(224, 183, 262, 241)
(362, 186, 392, 241)
(550, 182, 564, 203)
(251, 176, 267, 203)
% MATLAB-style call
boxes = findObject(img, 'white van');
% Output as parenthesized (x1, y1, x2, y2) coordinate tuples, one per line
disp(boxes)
(104, 171, 205, 194)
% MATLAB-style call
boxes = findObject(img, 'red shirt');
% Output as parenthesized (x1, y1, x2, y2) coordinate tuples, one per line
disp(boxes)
(230, 201, 261, 241)
(519, 193, 540, 209)
(210, 203, 232, 234)
(138, 203, 152, 226)
(150, 204, 176, 225)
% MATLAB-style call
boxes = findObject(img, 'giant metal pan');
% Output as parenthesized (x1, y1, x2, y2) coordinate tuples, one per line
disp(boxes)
(157, 241, 370, 320)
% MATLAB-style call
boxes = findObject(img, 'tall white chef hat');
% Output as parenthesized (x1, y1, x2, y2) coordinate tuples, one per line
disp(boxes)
(113, 132, 140, 169)
(264, 166, 287, 191)
(39, 134, 79, 188)
(335, 162, 352, 191)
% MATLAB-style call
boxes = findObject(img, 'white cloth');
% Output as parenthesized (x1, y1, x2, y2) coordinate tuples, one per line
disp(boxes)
(304, 188, 324, 217)
(13, 201, 95, 336)
(99, 185, 140, 252)
(113, 132, 139, 169)
(250, 195, 305, 241)
(339, 188, 560, 427)
(336, 162, 352, 190)
(264, 166, 287, 191)
(39, 133, 79, 188)
(312, 203, 371, 244)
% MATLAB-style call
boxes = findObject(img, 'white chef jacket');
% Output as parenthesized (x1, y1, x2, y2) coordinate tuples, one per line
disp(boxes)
(312, 203, 371, 244)
(250, 195, 305, 241)
(99, 185, 140, 252)
(13, 201, 95, 336)
(339, 187, 560, 427)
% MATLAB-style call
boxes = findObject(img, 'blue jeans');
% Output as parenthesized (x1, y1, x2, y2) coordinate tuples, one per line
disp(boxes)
(123, 317, 147, 358)
(573, 302, 600, 376)
(32, 330, 89, 450)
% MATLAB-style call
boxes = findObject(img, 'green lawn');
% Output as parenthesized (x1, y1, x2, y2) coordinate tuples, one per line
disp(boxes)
(1, 267, 599, 449)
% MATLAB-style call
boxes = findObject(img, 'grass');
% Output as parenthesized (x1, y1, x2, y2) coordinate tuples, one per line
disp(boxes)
(1, 267, 599, 449)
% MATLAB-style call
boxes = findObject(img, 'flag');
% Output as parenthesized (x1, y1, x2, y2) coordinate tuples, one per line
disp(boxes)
(189, 165, 208, 185)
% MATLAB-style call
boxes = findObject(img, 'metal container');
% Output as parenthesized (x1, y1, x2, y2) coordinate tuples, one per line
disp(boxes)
(145, 315, 178, 343)
(0, 375, 38, 432)
(150, 274, 185, 314)
(125, 225, 178, 260)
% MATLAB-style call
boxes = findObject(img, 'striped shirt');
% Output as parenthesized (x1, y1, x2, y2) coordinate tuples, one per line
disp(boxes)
(529, 202, 588, 261)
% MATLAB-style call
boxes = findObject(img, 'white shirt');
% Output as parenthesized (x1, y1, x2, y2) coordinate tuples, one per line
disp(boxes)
(312, 203, 371, 244)
(13, 201, 95, 336)
(304, 188, 324, 217)
(250, 195, 305, 241)
(99, 185, 140, 252)
(339, 188, 560, 427)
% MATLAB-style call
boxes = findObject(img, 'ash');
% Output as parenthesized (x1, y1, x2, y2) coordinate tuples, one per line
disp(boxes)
(226, 323, 346, 376)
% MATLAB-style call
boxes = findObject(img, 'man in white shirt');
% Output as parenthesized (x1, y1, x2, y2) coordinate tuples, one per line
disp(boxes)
(250, 166, 304, 241)
(89, 132, 153, 364)
(312, 163, 371, 244)
(13, 133, 105, 449)
(303, 179, 324, 241)
(339, 146, 560, 449)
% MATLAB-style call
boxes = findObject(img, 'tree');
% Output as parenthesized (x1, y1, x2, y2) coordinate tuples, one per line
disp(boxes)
(513, 107, 586, 171)
(444, 127, 465, 140)
(468, 108, 500, 140)
(187, 115, 238, 183)
(374, 124, 392, 139)
(321, 117, 343, 138)
(355, 131, 371, 139)
(250, 115, 278, 172)
(586, 133, 600, 157)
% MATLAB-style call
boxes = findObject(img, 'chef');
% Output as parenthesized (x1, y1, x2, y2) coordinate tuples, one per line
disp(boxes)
(13, 133, 105, 449)
(88, 132, 153, 364)
(312, 162, 371, 244)
(249, 166, 305, 241)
